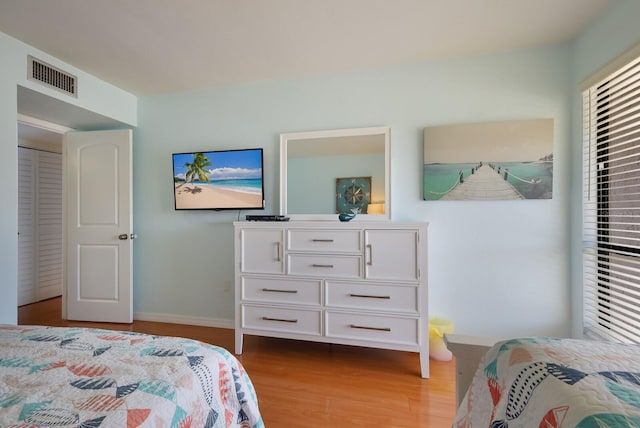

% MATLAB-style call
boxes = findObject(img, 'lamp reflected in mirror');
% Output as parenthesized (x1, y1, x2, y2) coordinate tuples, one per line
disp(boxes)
(367, 201, 385, 214)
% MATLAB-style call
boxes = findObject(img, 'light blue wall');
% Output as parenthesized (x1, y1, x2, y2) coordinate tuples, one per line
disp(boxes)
(287, 153, 385, 214)
(0, 32, 137, 324)
(136, 45, 573, 337)
(0, 34, 19, 324)
(569, 0, 640, 337)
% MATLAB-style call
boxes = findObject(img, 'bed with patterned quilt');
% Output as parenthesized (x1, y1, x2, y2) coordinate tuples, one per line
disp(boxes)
(0, 325, 263, 428)
(453, 337, 640, 428)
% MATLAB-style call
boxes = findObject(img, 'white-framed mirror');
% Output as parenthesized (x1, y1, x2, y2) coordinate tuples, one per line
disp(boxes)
(280, 126, 390, 221)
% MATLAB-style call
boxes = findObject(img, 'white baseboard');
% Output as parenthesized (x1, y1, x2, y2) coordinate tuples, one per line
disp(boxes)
(133, 311, 233, 330)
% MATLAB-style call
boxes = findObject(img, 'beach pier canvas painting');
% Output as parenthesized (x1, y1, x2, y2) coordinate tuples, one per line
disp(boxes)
(172, 148, 264, 210)
(423, 119, 554, 201)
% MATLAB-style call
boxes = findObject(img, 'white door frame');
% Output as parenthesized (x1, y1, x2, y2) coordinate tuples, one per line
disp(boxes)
(18, 114, 73, 136)
(17, 115, 73, 316)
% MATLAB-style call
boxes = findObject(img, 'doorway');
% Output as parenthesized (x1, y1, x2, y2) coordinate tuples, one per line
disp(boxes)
(16, 86, 133, 322)
(17, 118, 68, 306)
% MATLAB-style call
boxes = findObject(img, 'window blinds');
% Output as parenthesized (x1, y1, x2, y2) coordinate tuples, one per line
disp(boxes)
(583, 54, 640, 343)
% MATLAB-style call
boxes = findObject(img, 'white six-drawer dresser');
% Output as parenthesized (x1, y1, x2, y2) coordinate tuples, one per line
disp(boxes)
(233, 220, 429, 378)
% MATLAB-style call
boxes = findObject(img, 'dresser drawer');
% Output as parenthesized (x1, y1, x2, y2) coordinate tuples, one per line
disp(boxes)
(241, 277, 322, 305)
(288, 229, 362, 253)
(241, 305, 322, 335)
(325, 311, 418, 345)
(325, 281, 418, 313)
(288, 254, 361, 278)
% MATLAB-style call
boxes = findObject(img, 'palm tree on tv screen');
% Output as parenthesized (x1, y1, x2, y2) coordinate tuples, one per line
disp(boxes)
(184, 153, 212, 187)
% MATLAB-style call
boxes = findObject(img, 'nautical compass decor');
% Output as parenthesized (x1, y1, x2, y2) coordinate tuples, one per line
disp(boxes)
(336, 176, 371, 214)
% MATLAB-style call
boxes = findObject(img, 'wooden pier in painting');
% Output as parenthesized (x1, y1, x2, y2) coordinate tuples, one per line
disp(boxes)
(441, 165, 524, 200)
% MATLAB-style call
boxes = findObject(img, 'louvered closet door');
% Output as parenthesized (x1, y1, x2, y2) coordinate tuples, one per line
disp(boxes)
(18, 148, 36, 306)
(36, 151, 63, 301)
(17, 148, 63, 306)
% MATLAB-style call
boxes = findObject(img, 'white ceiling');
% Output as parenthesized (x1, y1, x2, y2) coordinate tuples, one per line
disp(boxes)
(0, 0, 612, 96)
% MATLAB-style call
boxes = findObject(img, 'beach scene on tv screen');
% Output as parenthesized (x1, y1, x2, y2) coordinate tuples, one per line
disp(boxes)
(173, 150, 263, 209)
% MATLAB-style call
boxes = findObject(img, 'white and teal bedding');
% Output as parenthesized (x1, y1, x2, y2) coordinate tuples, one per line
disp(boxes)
(454, 337, 640, 428)
(0, 325, 263, 427)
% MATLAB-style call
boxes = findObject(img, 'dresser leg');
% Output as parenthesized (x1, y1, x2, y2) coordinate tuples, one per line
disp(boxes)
(419, 350, 430, 378)
(235, 330, 243, 354)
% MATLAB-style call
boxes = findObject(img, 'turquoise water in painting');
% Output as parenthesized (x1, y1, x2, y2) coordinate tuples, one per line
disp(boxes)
(192, 178, 263, 195)
(423, 161, 553, 200)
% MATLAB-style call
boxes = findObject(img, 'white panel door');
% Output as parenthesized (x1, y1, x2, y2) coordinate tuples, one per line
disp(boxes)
(65, 130, 133, 323)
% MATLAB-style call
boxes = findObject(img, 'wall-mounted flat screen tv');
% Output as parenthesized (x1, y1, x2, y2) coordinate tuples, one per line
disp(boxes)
(172, 148, 264, 210)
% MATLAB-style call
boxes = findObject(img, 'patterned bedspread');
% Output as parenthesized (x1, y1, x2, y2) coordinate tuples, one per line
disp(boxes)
(0, 325, 263, 428)
(454, 337, 640, 428)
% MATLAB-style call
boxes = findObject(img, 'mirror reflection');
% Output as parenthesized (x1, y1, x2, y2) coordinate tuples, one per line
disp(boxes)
(280, 127, 390, 220)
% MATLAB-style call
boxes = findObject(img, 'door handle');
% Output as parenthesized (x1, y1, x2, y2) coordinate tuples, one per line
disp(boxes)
(118, 234, 128, 240)
(130, 234, 138, 240)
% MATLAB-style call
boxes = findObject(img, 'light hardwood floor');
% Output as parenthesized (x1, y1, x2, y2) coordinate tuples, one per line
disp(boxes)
(18, 298, 457, 427)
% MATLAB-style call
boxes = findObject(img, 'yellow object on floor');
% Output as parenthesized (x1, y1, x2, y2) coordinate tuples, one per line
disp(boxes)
(429, 317, 454, 361)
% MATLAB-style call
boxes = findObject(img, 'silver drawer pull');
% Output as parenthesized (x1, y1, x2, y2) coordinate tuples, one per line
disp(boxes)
(350, 324, 391, 332)
(311, 264, 334, 268)
(262, 288, 298, 294)
(349, 293, 391, 299)
(312, 239, 334, 242)
(275, 242, 281, 262)
(262, 316, 298, 323)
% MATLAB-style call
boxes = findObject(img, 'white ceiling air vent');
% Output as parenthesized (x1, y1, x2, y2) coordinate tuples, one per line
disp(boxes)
(27, 55, 77, 98)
